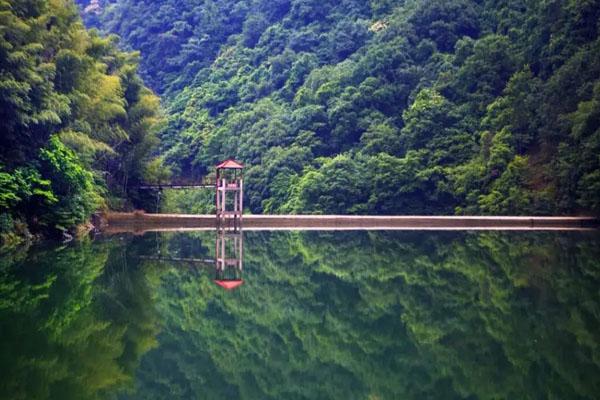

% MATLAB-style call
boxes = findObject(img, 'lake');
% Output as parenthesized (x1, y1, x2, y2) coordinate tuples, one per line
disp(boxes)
(1, 230, 599, 399)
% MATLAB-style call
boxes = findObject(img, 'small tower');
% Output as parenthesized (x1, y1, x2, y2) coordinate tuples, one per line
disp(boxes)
(215, 159, 244, 231)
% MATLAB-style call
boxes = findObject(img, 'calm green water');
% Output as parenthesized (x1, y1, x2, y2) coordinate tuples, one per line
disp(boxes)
(1, 230, 599, 399)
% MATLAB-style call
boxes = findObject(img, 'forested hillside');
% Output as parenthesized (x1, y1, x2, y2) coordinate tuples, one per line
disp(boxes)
(0, 0, 162, 244)
(76, 0, 600, 216)
(0, 0, 596, 228)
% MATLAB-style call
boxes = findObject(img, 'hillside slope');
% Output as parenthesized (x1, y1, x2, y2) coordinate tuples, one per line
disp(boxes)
(0, 0, 162, 244)
(77, 0, 600, 215)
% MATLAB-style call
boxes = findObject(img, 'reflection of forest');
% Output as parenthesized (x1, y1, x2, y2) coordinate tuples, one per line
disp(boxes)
(1, 231, 599, 399)
(0, 239, 161, 400)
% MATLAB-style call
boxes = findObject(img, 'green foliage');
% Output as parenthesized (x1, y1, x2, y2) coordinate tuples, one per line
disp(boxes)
(0, 0, 160, 241)
(283, 154, 371, 214)
(161, 189, 216, 214)
(478, 155, 533, 215)
(366, 151, 454, 214)
(565, 81, 600, 213)
(0, 171, 28, 210)
(79, 0, 600, 215)
(0, 165, 57, 213)
(243, 13, 269, 48)
(38, 136, 100, 231)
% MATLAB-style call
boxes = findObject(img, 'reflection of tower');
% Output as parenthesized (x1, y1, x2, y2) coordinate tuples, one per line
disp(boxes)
(215, 159, 244, 232)
(214, 228, 244, 290)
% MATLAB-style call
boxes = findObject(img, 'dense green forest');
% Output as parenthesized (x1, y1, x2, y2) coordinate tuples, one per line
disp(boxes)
(2, 0, 600, 244)
(0, 0, 164, 244)
(1, 230, 599, 398)
(75, 0, 600, 216)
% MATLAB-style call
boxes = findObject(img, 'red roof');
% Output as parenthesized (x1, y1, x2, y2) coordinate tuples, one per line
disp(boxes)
(216, 159, 244, 169)
(214, 279, 244, 290)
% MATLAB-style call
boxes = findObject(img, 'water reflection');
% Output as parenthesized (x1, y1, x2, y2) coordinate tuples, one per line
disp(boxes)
(0, 230, 599, 399)
(214, 227, 243, 290)
(137, 225, 245, 290)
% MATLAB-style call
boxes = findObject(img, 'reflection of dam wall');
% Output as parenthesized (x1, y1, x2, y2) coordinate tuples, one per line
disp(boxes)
(101, 212, 599, 233)
(101, 212, 215, 233)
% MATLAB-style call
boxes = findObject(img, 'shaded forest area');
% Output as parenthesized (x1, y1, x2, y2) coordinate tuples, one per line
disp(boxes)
(0, 0, 165, 244)
(76, 0, 600, 216)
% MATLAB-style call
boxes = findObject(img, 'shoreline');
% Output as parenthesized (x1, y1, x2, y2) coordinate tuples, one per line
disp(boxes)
(100, 212, 600, 234)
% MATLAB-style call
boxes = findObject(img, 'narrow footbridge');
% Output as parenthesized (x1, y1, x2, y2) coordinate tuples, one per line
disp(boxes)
(138, 179, 215, 190)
